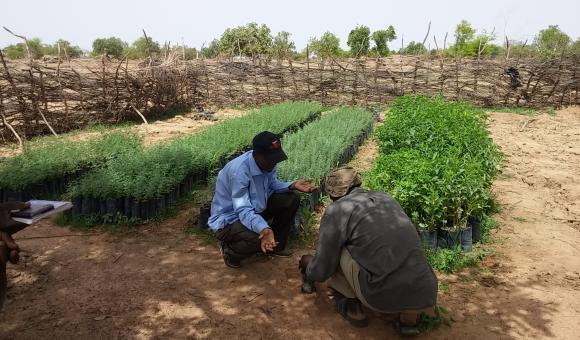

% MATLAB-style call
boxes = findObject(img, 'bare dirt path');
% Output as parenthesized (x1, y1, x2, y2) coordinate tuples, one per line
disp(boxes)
(1, 108, 579, 339)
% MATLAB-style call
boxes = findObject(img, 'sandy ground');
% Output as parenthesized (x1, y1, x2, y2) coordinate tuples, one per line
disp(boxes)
(0, 108, 245, 158)
(1, 108, 579, 339)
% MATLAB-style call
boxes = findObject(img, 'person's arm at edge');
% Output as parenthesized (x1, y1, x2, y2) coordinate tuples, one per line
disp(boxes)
(305, 203, 347, 282)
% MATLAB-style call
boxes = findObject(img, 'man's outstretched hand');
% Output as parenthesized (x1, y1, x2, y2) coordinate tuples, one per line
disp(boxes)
(259, 228, 278, 253)
(291, 179, 319, 193)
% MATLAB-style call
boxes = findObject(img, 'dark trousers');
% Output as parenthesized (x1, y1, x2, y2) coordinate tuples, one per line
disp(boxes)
(1, 220, 27, 236)
(215, 192, 300, 259)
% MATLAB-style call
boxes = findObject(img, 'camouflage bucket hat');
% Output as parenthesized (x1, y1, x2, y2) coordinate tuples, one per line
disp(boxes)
(325, 166, 362, 198)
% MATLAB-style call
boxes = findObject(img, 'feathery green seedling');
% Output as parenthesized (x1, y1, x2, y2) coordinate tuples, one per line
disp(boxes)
(278, 107, 373, 181)
(0, 131, 141, 192)
(71, 101, 323, 201)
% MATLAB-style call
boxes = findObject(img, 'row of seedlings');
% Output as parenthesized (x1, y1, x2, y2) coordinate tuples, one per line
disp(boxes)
(277, 107, 375, 210)
(69, 101, 324, 221)
(365, 96, 502, 251)
(0, 132, 141, 202)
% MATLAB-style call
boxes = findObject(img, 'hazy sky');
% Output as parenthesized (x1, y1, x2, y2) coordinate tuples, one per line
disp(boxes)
(1, 0, 578, 51)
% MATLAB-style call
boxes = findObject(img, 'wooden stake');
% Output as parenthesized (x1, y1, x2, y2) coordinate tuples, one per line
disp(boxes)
(131, 105, 149, 124)
(1, 114, 23, 149)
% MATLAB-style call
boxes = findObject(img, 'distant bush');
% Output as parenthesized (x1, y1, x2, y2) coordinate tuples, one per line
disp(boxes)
(91, 37, 128, 59)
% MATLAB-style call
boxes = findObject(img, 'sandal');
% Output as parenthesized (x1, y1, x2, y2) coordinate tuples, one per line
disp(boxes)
(334, 295, 369, 328)
(392, 320, 421, 336)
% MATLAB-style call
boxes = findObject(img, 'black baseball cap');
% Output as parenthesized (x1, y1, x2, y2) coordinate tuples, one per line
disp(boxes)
(252, 131, 288, 164)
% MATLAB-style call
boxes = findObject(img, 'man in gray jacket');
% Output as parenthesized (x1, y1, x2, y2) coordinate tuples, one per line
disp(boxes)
(299, 167, 437, 335)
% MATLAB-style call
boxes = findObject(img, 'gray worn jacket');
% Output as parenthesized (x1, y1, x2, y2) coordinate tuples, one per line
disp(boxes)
(305, 187, 437, 312)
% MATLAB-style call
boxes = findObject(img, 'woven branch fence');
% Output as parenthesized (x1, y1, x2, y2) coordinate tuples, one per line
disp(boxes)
(1, 53, 578, 143)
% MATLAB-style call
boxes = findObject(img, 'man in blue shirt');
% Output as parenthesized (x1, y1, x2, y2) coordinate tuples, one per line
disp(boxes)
(208, 131, 318, 268)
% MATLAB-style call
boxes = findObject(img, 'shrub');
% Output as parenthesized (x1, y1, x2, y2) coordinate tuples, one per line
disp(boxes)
(367, 96, 501, 232)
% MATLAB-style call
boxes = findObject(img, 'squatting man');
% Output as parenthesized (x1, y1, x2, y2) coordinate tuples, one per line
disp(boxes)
(299, 167, 438, 335)
(208, 131, 318, 268)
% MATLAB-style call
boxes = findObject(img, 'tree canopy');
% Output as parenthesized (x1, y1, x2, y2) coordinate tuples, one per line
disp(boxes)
(92, 37, 128, 58)
(347, 25, 371, 57)
(309, 32, 342, 58)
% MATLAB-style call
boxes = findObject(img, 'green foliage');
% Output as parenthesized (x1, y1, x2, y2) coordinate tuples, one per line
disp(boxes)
(506, 41, 536, 58)
(219, 22, 273, 57)
(126, 36, 161, 59)
(480, 215, 497, 244)
(371, 26, 396, 56)
(0, 132, 141, 191)
(272, 31, 296, 60)
(278, 107, 373, 181)
(426, 246, 486, 273)
(200, 39, 221, 58)
(418, 306, 453, 331)
(399, 41, 427, 55)
(43, 39, 83, 58)
(457, 34, 501, 57)
(91, 37, 128, 58)
(71, 102, 323, 200)
(3, 38, 44, 59)
(366, 96, 501, 232)
(367, 150, 490, 231)
(347, 25, 371, 57)
(534, 25, 571, 58)
(3, 43, 27, 59)
(444, 20, 501, 57)
(185, 47, 198, 60)
(571, 39, 580, 57)
(290, 206, 318, 248)
(454, 20, 476, 49)
(309, 32, 342, 58)
(375, 96, 500, 178)
(486, 106, 537, 116)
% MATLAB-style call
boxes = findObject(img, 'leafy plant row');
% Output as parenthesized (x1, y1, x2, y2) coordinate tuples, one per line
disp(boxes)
(278, 107, 374, 209)
(0, 132, 142, 202)
(366, 96, 502, 234)
(69, 101, 324, 220)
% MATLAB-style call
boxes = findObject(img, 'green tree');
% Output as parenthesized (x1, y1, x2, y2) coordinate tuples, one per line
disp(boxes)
(454, 20, 476, 51)
(183, 47, 198, 60)
(91, 37, 128, 58)
(309, 32, 342, 58)
(3, 43, 27, 59)
(126, 36, 161, 59)
(43, 39, 83, 58)
(399, 41, 427, 55)
(347, 25, 371, 57)
(3, 38, 44, 59)
(458, 33, 500, 57)
(534, 25, 571, 57)
(219, 22, 273, 58)
(371, 26, 397, 56)
(200, 39, 221, 58)
(504, 40, 536, 58)
(570, 39, 580, 57)
(272, 31, 296, 60)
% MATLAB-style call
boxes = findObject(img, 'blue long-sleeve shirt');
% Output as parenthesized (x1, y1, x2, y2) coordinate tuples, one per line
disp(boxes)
(208, 151, 293, 233)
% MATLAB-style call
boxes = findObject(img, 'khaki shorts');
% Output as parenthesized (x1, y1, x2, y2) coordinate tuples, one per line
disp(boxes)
(330, 248, 434, 323)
